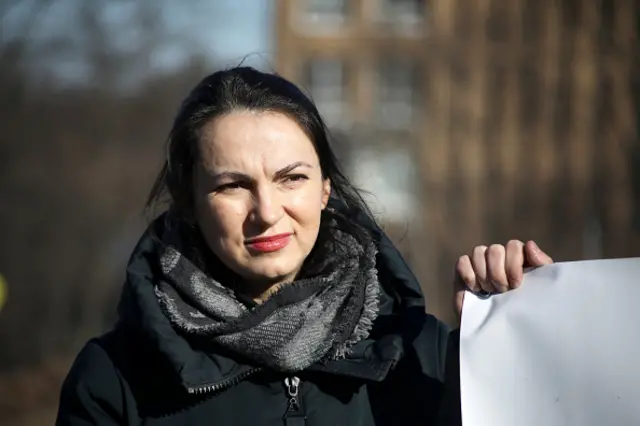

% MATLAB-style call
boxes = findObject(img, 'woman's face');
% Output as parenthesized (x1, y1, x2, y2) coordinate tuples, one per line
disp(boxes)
(193, 111, 331, 292)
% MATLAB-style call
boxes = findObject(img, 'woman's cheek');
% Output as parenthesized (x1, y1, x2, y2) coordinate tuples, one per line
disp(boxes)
(202, 200, 246, 237)
(290, 185, 323, 210)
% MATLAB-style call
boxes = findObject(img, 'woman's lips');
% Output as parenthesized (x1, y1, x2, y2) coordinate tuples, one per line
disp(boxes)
(245, 233, 292, 253)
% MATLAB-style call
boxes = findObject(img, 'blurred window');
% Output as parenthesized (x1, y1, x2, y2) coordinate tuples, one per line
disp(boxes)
(375, 0, 426, 26)
(304, 0, 349, 25)
(375, 57, 422, 130)
(349, 144, 418, 223)
(301, 58, 350, 129)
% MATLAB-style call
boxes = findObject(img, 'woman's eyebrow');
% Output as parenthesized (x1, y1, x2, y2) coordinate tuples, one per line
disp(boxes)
(210, 161, 314, 181)
(210, 171, 251, 182)
(274, 161, 313, 179)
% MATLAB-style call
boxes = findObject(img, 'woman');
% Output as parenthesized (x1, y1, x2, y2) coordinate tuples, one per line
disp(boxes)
(55, 67, 552, 426)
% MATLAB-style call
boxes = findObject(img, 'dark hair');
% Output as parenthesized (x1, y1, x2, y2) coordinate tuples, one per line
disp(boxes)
(146, 66, 374, 228)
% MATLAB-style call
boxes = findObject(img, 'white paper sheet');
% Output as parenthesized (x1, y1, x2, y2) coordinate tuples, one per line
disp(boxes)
(460, 258, 640, 426)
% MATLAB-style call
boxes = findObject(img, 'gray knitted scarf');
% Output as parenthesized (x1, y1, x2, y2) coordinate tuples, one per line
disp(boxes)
(154, 216, 381, 373)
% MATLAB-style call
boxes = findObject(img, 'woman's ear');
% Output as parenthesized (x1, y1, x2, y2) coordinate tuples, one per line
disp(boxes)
(321, 178, 331, 209)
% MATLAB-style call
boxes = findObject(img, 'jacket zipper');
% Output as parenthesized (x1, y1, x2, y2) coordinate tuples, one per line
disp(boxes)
(187, 367, 261, 395)
(283, 376, 306, 425)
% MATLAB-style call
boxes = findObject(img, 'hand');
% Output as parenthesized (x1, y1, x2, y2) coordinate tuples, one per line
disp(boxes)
(454, 240, 553, 322)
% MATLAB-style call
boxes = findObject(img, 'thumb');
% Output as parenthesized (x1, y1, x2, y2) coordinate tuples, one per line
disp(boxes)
(525, 240, 553, 266)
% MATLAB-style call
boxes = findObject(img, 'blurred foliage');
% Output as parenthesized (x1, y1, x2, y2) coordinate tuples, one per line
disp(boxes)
(0, 2, 213, 424)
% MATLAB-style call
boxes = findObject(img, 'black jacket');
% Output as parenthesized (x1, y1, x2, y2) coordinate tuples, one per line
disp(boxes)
(56, 215, 461, 425)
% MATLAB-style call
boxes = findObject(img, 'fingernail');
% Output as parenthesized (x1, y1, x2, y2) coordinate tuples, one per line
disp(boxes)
(491, 280, 509, 292)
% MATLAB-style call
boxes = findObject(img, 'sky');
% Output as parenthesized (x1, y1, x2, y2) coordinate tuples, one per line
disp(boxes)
(2, 0, 274, 85)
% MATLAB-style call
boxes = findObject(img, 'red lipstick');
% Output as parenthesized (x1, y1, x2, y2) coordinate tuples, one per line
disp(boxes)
(245, 233, 292, 253)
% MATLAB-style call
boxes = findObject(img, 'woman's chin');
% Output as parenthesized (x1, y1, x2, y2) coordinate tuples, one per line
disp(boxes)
(253, 270, 296, 285)
(242, 264, 300, 286)
(238, 254, 301, 280)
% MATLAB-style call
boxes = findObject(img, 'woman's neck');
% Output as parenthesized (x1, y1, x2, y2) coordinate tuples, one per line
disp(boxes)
(249, 284, 284, 304)
(240, 272, 298, 304)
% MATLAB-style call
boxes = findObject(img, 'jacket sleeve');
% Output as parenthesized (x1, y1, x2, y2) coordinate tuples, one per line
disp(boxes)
(56, 341, 125, 426)
(371, 311, 452, 425)
(436, 328, 462, 426)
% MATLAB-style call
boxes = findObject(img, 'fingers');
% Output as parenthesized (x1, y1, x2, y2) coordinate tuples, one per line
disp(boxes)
(454, 281, 465, 322)
(454, 255, 473, 321)
(505, 240, 525, 288)
(457, 240, 529, 295)
(456, 253, 477, 292)
(457, 245, 511, 294)
(471, 245, 491, 293)
(525, 240, 553, 266)
(454, 240, 553, 321)
(486, 244, 509, 292)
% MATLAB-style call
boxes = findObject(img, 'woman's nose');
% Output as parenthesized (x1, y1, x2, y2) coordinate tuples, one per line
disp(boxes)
(250, 186, 284, 227)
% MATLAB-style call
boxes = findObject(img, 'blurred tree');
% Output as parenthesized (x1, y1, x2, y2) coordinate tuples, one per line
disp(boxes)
(0, 0, 210, 368)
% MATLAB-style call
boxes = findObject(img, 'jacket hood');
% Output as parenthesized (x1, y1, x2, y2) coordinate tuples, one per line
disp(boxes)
(116, 207, 430, 392)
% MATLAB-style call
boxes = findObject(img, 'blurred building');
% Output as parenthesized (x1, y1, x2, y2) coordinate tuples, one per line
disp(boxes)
(274, 0, 430, 282)
(275, 0, 638, 323)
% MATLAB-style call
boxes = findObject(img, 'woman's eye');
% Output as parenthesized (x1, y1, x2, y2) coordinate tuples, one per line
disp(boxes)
(216, 182, 245, 193)
(284, 174, 308, 184)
